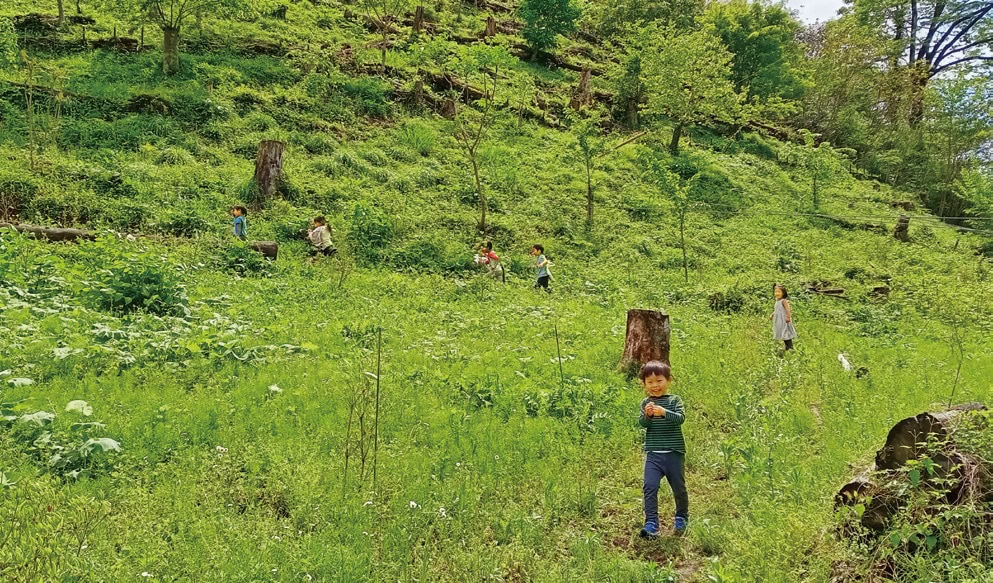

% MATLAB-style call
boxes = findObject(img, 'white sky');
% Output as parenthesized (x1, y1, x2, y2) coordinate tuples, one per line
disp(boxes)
(785, 0, 846, 24)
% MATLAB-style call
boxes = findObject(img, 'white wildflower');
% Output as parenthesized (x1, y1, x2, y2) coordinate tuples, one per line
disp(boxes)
(409, 500, 420, 509)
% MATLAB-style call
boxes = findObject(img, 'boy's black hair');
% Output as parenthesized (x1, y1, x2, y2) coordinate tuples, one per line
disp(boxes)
(313, 215, 327, 225)
(532, 244, 544, 254)
(639, 360, 672, 381)
(774, 284, 789, 299)
(484, 241, 493, 250)
(232, 205, 248, 216)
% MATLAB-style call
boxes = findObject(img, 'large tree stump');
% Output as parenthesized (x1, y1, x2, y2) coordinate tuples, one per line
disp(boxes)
(484, 16, 496, 37)
(253, 140, 285, 209)
(893, 214, 910, 242)
(0, 223, 96, 242)
(618, 309, 670, 378)
(249, 241, 279, 260)
(874, 403, 985, 470)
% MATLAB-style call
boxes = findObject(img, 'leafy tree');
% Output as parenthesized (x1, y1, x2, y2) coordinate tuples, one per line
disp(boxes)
(518, 0, 581, 56)
(118, 0, 243, 75)
(703, 0, 807, 103)
(583, 0, 703, 40)
(362, 0, 409, 70)
(852, 0, 993, 121)
(641, 27, 742, 155)
(781, 131, 854, 209)
(0, 19, 17, 70)
(639, 146, 703, 282)
(569, 112, 608, 230)
(609, 47, 646, 128)
(450, 44, 514, 233)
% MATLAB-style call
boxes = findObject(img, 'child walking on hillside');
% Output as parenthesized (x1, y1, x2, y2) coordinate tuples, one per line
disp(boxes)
(231, 206, 248, 240)
(308, 216, 337, 260)
(476, 241, 505, 282)
(771, 284, 797, 351)
(530, 244, 551, 292)
(638, 361, 688, 538)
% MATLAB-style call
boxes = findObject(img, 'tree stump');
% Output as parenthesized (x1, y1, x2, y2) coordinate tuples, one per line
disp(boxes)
(874, 403, 985, 470)
(618, 309, 670, 378)
(249, 241, 279, 260)
(569, 69, 592, 111)
(484, 16, 496, 37)
(253, 140, 285, 209)
(894, 214, 910, 242)
(413, 5, 424, 33)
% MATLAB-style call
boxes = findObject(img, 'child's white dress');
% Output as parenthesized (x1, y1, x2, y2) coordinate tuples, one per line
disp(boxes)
(773, 299, 797, 340)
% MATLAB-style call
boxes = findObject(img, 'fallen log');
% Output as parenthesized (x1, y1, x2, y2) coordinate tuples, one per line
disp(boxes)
(1, 223, 96, 242)
(836, 403, 988, 533)
(0, 223, 279, 259)
(618, 309, 670, 379)
(875, 404, 986, 470)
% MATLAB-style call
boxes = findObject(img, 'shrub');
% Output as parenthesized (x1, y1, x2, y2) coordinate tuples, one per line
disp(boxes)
(78, 238, 188, 315)
(390, 234, 475, 273)
(157, 208, 212, 237)
(348, 203, 395, 266)
(737, 132, 777, 160)
(0, 174, 39, 221)
(342, 77, 392, 118)
(397, 121, 437, 156)
(708, 288, 746, 314)
(217, 241, 275, 277)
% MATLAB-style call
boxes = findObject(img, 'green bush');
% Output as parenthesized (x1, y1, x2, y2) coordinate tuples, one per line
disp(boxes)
(78, 238, 188, 315)
(217, 241, 275, 277)
(0, 174, 40, 220)
(738, 132, 778, 160)
(348, 203, 395, 266)
(397, 121, 437, 157)
(390, 234, 475, 273)
(157, 208, 212, 237)
(342, 77, 392, 118)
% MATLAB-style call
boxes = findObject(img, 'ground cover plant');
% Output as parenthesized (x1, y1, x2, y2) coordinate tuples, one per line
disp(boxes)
(1, 0, 993, 580)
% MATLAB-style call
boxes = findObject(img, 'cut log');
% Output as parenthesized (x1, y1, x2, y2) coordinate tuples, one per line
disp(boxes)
(875, 403, 986, 470)
(835, 465, 901, 533)
(894, 215, 910, 242)
(253, 140, 285, 209)
(249, 241, 279, 260)
(484, 16, 496, 37)
(618, 309, 670, 378)
(0, 223, 96, 242)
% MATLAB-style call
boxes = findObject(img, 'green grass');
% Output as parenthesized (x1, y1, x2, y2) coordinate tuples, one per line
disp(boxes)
(1, 0, 992, 580)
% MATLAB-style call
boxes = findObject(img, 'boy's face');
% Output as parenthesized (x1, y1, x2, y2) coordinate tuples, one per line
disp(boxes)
(530, 248, 538, 256)
(643, 374, 670, 397)
(774, 287, 784, 300)
(232, 208, 242, 217)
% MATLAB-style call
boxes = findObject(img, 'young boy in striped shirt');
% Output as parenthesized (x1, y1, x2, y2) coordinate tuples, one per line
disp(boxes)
(638, 360, 688, 538)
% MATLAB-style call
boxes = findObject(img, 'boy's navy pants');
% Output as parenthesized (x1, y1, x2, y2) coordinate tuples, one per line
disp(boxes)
(643, 452, 688, 524)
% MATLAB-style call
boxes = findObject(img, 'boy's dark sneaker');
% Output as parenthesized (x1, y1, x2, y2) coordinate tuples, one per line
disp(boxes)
(639, 521, 660, 539)
(673, 516, 688, 536)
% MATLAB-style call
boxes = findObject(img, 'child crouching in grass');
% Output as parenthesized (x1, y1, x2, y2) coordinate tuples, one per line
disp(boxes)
(638, 360, 688, 538)
(308, 216, 337, 261)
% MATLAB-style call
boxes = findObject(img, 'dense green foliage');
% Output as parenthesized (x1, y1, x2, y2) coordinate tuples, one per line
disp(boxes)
(1, 0, 992, 580)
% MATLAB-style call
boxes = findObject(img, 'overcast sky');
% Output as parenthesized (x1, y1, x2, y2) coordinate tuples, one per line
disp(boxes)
(785, 0, 846, 24)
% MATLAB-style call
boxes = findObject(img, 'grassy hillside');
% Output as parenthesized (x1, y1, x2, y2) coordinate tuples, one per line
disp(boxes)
(1, 1, 992, 581)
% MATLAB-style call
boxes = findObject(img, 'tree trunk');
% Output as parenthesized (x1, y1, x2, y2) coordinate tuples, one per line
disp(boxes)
(162, 26, 181, 75)
(668, 123, 683, 156)
(253, 140, 285, 209)
(812, 173, 819, 209)
(894, 215, 910, 242)
(57, 0, 65, 24)
(413, 5, 424, 33)
(0, 223, 96, 242)
(484, 16, 496, 37)
(618, 309, 671, 379)
(471, 155, 486, 232)
(249, 241, 279, 260)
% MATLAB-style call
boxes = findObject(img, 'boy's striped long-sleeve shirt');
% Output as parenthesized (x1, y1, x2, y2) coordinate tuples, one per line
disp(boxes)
(639, 394, 686, 453)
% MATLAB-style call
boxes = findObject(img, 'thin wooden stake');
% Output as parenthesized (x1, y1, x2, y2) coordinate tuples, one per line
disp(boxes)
(373, 326, 382, 493)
